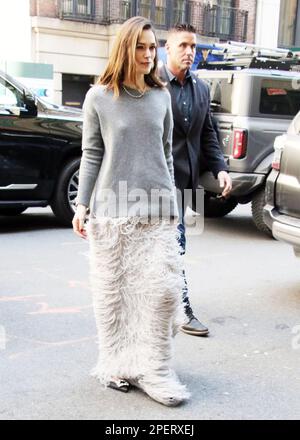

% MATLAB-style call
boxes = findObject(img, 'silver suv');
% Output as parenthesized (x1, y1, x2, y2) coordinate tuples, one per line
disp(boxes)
(195, 58, 300, 235)
(264, 112, 300, 257)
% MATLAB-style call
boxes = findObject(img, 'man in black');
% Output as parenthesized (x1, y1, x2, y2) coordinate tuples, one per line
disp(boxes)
(160, 24, 232, 336)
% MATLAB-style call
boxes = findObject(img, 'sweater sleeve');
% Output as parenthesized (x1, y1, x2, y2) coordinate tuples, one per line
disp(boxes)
(76, 88, 105, 207)
(163, 92, 175, 186)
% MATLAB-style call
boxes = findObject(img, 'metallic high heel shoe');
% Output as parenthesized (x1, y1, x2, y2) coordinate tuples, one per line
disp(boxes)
(108, 378, 130, 393)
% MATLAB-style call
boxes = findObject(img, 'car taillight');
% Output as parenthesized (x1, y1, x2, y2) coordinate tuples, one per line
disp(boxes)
(272, 148, 282, 170)
(233, 129, 247, 159)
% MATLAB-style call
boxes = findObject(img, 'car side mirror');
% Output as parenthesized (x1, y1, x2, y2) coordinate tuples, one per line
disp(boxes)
(22, 91, 38, 117)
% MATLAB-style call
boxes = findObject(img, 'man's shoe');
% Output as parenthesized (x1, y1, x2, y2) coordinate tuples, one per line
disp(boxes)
(181, 316, 209, 337)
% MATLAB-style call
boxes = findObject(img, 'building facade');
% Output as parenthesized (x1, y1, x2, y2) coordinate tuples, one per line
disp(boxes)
(255, 0, 281, 48)
(277, 0, 300, 48)
(255, 0, 300, 50)
(29, 0, 257, 106)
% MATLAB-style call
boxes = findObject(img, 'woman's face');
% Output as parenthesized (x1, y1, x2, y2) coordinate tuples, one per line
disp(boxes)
(134, 29, 156, 77)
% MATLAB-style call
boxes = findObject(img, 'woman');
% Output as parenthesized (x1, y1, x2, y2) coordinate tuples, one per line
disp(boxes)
(73, 16, 190, 407)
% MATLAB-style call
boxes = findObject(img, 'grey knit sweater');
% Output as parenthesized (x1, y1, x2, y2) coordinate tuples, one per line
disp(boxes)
(77, 84, 178, 218)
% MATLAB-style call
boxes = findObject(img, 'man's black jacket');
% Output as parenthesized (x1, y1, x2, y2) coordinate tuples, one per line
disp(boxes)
(159, 65, 228, 193)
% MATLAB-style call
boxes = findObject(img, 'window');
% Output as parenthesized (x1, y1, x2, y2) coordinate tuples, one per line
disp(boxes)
(126, 1, 187, 28)
(155, 0, 167, 26)
(215, 0, 234, 38)
(202, 78, 233, 114)
(0, 83, 17, 107)
(219, 1, 234, 37)
(136, 0, 170, 27)
(121, 0, 188, 27)
(260, 79, 300, 116)
(121, 0, 132, 20)
(63, 0, 73, 14)
(173, 0, 186, 23)
(77, 0, 93, 15)
(278, 0, 298, 47)
(138, 0, 152, 19)
(217, 0, 233, 6)
(61, 0, 94, 17)
(0, 78, 24, 115)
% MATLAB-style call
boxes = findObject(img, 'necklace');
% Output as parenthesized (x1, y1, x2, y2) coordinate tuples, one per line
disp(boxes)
(122, 85, 146, 99)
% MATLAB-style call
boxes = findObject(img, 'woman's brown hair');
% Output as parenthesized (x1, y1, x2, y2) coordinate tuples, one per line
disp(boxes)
(97, 16, 165, 97)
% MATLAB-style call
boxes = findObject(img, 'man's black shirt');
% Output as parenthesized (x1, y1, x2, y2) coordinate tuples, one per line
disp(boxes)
(165, 66, 194, 131)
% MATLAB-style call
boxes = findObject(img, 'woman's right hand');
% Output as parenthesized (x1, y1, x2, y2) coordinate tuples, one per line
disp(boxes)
(72, 204, 88, 239)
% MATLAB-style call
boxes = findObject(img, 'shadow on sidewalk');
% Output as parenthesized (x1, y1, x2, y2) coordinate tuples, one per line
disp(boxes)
(0, 209, 70, 234)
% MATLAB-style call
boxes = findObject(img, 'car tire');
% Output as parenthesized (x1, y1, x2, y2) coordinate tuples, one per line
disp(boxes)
(50, 157, 80, 226)
(0, 207, 27, 216)
(199, 192, 238, 218)
(251, 186, 272, 236)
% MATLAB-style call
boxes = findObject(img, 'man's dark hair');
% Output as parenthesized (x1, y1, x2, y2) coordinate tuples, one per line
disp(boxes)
(169, 23, 196, 34)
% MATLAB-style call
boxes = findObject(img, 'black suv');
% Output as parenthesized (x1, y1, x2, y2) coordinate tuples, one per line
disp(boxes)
(0, 69, 82, 225)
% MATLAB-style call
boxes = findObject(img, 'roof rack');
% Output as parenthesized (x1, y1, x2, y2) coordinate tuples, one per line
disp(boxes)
(218, 41, 295, 58)
(197, 41, 300, 71)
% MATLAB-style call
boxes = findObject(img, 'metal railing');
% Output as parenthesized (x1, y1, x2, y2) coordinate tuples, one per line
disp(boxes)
(189, 2, 248, 42)
(107, 1, 188, 27)
(60, 1, 248, 42)
(60, 0, 105, 23)
(202, 4, 248, 42)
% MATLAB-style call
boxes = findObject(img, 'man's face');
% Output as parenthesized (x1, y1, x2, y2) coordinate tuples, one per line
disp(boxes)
(166, 31, 197, 72)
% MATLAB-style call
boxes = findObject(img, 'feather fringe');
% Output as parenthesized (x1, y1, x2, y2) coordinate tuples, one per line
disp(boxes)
(86, 217, 189, 399)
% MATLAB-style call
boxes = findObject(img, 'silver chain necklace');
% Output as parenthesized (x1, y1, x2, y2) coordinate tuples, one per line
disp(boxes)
(122, 85, 146, 99)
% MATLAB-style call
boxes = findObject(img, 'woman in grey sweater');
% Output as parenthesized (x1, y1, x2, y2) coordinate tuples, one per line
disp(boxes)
(72, 16, 189, 407)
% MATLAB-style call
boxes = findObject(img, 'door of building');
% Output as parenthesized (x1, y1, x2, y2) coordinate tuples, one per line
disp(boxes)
(62, 74, 94, 108)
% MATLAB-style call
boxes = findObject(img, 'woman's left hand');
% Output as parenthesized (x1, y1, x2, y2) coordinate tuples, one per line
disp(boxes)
(72, 204, 88, 239)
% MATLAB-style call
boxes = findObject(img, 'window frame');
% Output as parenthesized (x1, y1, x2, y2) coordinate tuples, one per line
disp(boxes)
(278, 0, 298, 47)
(250, 76, 300, 120)
(61, 0, 95, 18)
(0, 77, 26, 115)
(128, 0, 188, 29)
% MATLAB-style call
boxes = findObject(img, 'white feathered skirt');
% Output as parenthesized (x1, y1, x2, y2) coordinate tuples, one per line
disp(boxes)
(87, 217, 189, 398)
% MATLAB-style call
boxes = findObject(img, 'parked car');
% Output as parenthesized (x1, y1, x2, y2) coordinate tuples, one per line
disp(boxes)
(195, 63, 300, 235)
(0, 69, 82, 225)
(264, 112, 300, 257)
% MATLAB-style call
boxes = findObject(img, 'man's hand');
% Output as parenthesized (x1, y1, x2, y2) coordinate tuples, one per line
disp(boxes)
(217, 171, 232, 198)
(72, 204, 88, 239)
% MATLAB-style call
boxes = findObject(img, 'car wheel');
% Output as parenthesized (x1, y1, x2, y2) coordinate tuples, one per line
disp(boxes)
(50, 157, 80, 226)
(0, 207, 27, 216)
(193, 192, 237, 217)
(251, 186, 272, 236)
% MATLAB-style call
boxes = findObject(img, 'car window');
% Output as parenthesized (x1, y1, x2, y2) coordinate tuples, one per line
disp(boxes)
(0, 83, 17, 106)
(260, 79, 300, 116)
(0, 77, 24, 109)
(203, 78, 233, 114)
